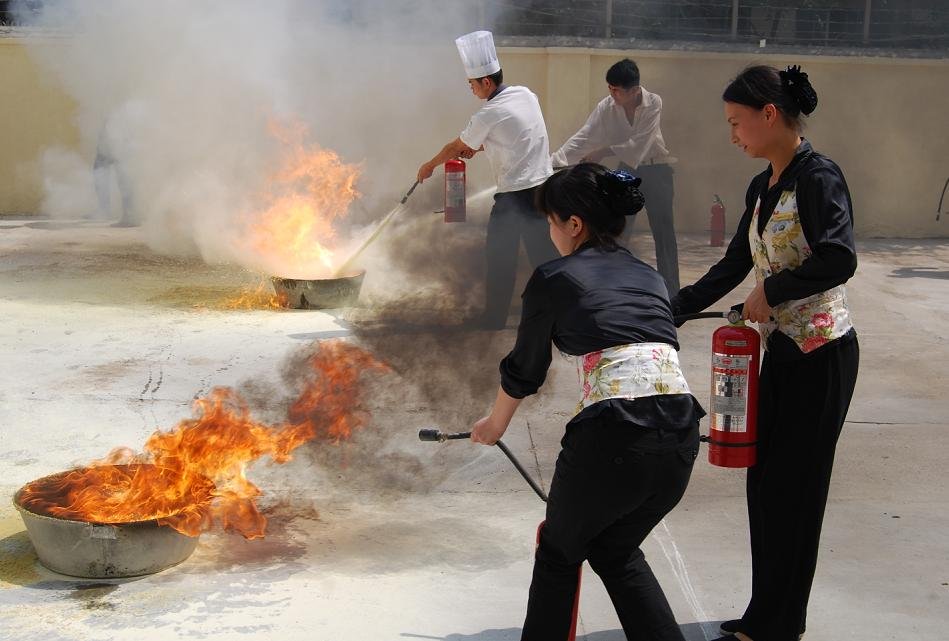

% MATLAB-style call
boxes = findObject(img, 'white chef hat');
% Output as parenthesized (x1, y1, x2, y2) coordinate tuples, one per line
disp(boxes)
(455, 30, 501, 79)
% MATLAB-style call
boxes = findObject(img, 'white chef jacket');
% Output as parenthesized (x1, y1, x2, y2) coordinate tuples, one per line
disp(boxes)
(459, 85, 552, 193)
(551, 87, 673, 170)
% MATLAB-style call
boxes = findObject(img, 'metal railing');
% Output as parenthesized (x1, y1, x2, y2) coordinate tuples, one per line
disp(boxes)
(481, 0, 948, 52)
(3, 1, 947, 53)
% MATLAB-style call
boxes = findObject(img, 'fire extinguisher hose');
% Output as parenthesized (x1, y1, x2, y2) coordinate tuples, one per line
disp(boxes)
(333, 179, 421, 277)
(418, 429, 549, 503)
(674, 307, 742, 326)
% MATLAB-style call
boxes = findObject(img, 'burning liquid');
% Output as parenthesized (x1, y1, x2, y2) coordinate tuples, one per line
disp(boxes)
(224, 278, 288, 310)
(17, 340, 388, 538)
(18, 464, 215, 533)
(240, 120, 361, 280)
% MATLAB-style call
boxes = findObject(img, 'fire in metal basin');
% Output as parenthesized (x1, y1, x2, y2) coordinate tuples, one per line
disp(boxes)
(271, 270, 365, 309)
(13, 464, 211, 578)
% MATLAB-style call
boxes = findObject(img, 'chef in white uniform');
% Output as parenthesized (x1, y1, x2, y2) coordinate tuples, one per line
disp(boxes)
(417, 31, 558, 330)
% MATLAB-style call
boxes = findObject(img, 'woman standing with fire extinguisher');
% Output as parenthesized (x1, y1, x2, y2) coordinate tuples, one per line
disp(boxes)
(671, 65, 859, 641)
(471, 163, 706, 641)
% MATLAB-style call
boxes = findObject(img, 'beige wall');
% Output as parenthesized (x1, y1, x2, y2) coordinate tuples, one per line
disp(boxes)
(0, 36, 78, 214)
(2, 34, 948, 237)
(503, 46, 949, 238)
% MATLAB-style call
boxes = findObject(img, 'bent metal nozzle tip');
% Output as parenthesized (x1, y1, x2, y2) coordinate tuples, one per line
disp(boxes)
(401, 180, 420, 205)
(418, 428, 442, 442)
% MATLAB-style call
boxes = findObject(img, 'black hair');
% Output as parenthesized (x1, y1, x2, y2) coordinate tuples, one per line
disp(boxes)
(535, 163, 645, 249)
(722, 64, 818, 131)
(478, 69, 503, 87)
(605, 58, 640, 88)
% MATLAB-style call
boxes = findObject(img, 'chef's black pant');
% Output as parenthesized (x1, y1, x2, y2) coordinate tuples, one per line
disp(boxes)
(521, 418, 699, 641)
(483, 186, 559, 328)
(739, 337, 859, 641)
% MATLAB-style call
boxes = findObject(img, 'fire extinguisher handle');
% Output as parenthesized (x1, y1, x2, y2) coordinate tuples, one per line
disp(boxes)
(673, 305, 744, 326)
(673, 311, 726, 325)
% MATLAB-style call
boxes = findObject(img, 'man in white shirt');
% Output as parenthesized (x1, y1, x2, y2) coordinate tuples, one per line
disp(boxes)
(552, 58, 680, 295)
(417, 31, 558, 330)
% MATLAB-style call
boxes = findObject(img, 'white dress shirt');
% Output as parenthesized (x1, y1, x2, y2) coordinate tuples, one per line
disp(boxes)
(551, 87, 674, 170)
(460, 85, 552, 193)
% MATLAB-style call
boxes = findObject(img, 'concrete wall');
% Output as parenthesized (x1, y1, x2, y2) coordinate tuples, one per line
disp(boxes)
(0, 35, 78, 214)
(2, 33, 948, 237)
(501, 46, 949, 238)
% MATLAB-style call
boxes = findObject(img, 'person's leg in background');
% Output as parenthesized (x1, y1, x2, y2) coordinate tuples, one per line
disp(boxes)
(113, 162, 138, 227)
(515, 186, 560, 269)
(481, 192, 522, 329)
(622, 163, 680, 296)
(639, 164, 679, 296)
(93, 154, 114, 221)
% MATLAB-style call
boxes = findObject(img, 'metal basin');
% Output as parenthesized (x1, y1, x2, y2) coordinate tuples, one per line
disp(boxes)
(13, 466, 205, 578)
(271, 270, 365, 309)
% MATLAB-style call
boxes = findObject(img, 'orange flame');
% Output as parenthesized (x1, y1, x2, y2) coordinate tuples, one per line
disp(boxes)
(17, 340, 388, 539)
(223, 278, 289, 310)
(241, 120, 361, 279)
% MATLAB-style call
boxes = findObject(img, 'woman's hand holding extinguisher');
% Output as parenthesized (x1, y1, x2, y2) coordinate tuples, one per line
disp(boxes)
(742, 281, 774, 323)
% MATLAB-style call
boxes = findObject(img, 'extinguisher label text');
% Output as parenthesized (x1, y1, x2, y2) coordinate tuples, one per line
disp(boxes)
(446, 179, 465, 208)
(711, 353, 750, 433)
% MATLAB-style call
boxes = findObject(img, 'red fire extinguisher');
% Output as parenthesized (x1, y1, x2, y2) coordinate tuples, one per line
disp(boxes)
(444, 159, 466, 223)
(710, 194, 725, 247)
(707, 311, 760, 468)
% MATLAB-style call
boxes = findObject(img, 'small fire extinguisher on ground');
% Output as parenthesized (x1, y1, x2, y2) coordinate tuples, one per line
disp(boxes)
(710, 195, 725, 247)
(707, 311, 760, 468)
(444, 159, 466, 223)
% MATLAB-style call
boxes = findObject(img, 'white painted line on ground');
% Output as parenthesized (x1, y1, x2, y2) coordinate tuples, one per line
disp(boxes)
(652, 519, 716, 641)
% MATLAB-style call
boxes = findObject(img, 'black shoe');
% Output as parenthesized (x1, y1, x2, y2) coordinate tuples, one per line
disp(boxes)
(720, 620, 742, 634)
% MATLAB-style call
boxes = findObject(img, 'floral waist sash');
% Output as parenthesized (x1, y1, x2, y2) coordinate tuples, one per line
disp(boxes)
(760, 284, 853, 353)
(572, 342, 691, 415)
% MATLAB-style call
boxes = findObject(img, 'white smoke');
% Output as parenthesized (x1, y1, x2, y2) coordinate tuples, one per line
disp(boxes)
(15, 0, 499, 273)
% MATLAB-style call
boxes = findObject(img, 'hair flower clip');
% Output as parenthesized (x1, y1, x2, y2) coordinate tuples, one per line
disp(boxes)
(610, 170, 642, 188)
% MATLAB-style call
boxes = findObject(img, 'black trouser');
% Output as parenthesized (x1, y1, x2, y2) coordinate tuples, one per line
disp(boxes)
(484, 187, 559, 326)
(521, 418, 700, 641)
(620, 163, 679, 296)
(740, 337, 859, 641)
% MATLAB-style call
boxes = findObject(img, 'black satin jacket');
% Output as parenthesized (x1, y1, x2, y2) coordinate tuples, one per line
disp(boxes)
(671, 140, 857, 361)
(500, 242, 704, 430)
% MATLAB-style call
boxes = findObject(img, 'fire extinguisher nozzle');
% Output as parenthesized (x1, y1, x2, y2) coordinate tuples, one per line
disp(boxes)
(401, 180, 420, 205)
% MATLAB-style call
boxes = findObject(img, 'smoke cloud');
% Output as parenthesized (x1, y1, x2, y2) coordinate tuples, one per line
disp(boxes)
(16, 1, 539, 496)
(15, 0, 500, 271)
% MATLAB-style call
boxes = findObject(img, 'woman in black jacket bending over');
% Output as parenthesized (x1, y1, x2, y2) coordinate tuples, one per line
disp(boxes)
(672, 65, 859, 641)
(471, 162, 705, 641)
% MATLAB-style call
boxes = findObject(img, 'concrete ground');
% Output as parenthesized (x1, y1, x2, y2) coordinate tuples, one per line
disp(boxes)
(1, 218, 947, 641)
